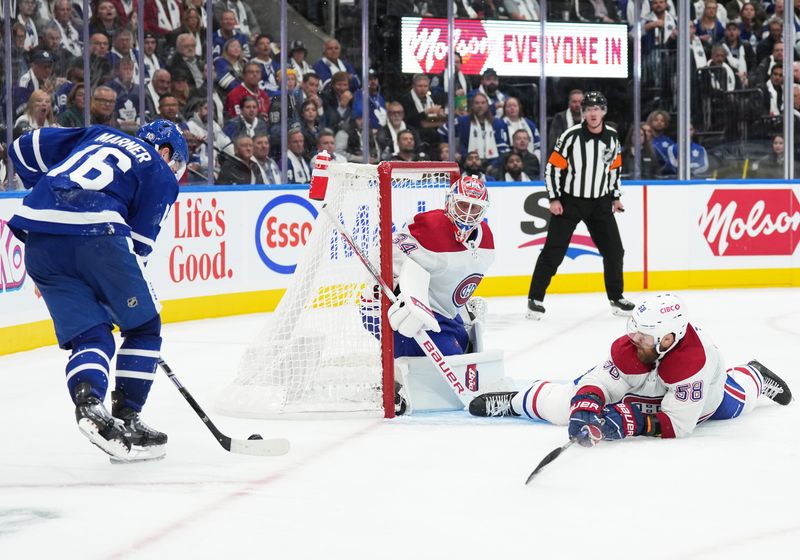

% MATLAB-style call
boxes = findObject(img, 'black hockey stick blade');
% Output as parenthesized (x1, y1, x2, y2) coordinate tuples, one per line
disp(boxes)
(525, 440, 574, 485)
(158, 360, 290, 457)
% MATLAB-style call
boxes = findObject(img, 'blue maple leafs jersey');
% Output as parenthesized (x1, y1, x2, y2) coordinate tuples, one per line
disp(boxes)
(8, 126, 179, 258)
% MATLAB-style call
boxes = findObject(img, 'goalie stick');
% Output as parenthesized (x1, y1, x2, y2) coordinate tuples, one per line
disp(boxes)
(317, 203, 472, 408)
(158, 359, 290, 456)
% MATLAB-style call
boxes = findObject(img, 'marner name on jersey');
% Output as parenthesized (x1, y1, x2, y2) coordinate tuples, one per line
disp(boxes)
(95, 132, 153, 163)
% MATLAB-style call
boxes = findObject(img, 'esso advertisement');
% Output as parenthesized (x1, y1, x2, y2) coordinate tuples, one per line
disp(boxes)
(699, 189, 800, 256)
(0, 218, 26, 294)
(401, 17, 628, 78)
(169, 196, 233, 283)
(255, 194, 318, 274)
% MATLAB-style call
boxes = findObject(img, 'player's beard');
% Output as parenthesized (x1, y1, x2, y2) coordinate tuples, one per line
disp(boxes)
(635, 344, 659, 364)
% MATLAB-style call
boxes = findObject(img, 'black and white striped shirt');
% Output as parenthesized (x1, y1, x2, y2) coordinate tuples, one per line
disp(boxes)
(545, 122, 622, 200)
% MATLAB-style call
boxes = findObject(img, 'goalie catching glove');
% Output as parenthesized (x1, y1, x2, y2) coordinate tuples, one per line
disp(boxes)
(388, 258, 441, 338)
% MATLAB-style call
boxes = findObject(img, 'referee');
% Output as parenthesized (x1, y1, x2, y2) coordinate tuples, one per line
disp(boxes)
(527, 91, 634, 319)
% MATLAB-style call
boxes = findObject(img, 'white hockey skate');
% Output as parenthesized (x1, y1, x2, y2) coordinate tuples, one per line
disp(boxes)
(74, 383, 132, 461)
(111, 390, 168, 463)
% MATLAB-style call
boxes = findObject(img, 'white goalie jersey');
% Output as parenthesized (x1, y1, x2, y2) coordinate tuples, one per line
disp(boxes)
(391, 209, 495, 320)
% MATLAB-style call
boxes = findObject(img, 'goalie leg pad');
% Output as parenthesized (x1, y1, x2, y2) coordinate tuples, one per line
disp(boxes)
(395, 349, 507, 413)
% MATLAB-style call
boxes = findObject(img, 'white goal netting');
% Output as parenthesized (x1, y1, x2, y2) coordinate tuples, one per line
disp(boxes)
(218, 162, 456, 417)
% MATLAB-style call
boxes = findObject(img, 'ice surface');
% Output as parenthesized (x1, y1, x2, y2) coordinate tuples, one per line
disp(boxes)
(1, 289, 798, 559)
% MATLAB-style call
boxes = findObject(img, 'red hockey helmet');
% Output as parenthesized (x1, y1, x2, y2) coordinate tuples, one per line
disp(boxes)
(445, 175, 489, 242)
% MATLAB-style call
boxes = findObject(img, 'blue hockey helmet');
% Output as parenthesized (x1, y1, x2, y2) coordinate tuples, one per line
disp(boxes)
(136, 119, 189, 180)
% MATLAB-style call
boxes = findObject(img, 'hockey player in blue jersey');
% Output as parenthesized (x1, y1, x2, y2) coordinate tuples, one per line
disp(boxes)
(8, 120, 188, 462)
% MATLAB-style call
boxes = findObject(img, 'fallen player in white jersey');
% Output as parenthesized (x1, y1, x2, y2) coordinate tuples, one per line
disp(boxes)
(469, 293, 792, 445)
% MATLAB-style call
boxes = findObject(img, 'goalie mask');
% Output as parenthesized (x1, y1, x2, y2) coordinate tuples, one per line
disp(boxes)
(445, 175, 489, 243)
(626, 293, 688, 356)
(136, 119, 189, 181)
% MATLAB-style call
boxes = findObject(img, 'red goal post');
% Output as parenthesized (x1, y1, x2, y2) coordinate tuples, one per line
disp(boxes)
(377, 162, 461, 418)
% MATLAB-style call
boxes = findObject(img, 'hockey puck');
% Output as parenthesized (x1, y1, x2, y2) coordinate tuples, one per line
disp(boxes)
(248, 434, 263, 440)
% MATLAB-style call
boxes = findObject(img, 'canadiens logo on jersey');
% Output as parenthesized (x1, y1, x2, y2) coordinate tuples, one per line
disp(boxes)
(452, 273, 483, 307)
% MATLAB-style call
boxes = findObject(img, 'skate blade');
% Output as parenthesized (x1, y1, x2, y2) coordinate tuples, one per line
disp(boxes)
(78, 418, 131, 461)
(110, 445, 167, 464)
(610, 307, 632, 317)
(526, 310, 544, 321)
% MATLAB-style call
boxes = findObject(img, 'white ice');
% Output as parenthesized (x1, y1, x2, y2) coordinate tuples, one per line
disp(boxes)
(1, 289, 799, 560)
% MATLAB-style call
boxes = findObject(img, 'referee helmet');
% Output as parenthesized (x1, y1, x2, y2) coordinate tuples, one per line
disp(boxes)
(581, 91, 607, 113)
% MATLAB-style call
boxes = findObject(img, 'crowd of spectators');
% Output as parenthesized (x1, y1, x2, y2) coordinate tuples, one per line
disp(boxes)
(1, 0, 798, 188)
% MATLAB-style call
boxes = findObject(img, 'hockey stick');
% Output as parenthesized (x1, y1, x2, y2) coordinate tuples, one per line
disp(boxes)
(158, 359, 290, 456)
(524, 440, 574, 485)
(319, 204, 472, 407)
(525, 425, 602, 484)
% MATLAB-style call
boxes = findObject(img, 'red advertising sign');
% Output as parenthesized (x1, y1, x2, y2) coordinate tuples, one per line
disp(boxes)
(402, 17, 628, 78)
(169, 197, 233, 282)
(699, 189, 800, 256)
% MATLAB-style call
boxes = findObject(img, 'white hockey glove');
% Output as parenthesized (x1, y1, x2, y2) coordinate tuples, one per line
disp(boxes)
(388, 297, 440, 338)
(388, 258, 441, 338)
(466, 296, 487, 323)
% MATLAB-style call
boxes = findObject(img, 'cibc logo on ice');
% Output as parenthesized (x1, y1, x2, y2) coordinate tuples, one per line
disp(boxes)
(255, 195, 317, 274)
(169, 197, 233, 283)
(0, 219, 26, 293)
(699, 189, 800, 256)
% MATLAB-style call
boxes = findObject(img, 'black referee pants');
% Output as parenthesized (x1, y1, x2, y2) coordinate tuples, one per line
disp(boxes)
(528, 193, 625, 302)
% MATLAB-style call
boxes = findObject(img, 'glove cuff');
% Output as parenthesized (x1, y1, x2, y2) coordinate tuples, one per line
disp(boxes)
(569, 392, 603, 415)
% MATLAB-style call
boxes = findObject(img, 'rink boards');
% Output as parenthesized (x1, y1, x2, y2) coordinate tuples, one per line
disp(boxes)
(1, 180, 799, 354)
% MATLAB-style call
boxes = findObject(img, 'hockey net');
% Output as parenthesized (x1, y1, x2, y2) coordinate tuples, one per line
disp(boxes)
(218, 161, 460, 418)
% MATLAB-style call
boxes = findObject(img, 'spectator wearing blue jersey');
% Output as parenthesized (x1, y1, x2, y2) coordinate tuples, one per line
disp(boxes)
(647, 109, 675, 175)
(13, 49, 55, 118)
(501, 97, 541, 164)
(214, 38, 245, 95)
(469, 68, 509, 118)
(107, 57, 142, 134)
(351, 68, 387, 131)
(212, 9, 250, 59)
(666, 123, 711, 177)
(7, 120, 188, 462)
(250, 33, 280, 94)
(443, 92, 509, 168)
(695, 0, 726, 46)
(312, 38, 360, 91)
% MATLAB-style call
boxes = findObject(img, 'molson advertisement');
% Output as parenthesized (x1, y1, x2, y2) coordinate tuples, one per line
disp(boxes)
(401, 17, 629, 78)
